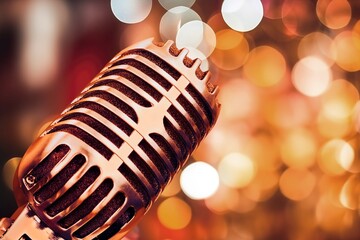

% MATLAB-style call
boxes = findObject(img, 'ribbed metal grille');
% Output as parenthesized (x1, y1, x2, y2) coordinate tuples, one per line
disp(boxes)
(19, 39, 220, 239)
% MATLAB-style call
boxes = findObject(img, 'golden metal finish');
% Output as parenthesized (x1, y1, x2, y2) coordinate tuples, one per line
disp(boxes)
(2, 39, 220, 240)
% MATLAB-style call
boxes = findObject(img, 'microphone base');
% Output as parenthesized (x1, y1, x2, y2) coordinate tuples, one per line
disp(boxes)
(0, 204, 63, 240)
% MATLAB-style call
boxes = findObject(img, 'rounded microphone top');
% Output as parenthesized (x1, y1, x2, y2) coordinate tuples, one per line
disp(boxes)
(16, 39, 220, 239)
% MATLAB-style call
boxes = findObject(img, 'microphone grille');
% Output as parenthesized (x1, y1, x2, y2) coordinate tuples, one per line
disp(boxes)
(18, 39, 220, 239)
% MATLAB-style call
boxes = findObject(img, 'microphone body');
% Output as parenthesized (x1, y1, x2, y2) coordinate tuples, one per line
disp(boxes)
(0, 39, 220, 239)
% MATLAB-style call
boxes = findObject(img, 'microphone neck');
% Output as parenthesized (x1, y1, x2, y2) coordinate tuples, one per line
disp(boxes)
(0, 204, 63, 240)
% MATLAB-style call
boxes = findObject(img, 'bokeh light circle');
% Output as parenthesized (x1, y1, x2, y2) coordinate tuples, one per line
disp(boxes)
(180, 161, 219, 200)
(279, 168, 316, 201)
(159, 6, 201, 41)
(291, 56, 332, 97)
(218, 152, 255, 188)
(244, 46, 286, 87)
(176, 20, 216, 57)
(280, 128, 317, 169)
(297, 32, 335, 65)
(2, 157, 21, 191)
(221, 0, 264, 32)
(316, 0, 352, 29)
(110, 0, 152, 24)
(340, 175, 360, 210)
(318, 139, 355, 175)
(332, 31, 360, 72)
(211, 29, 249, 70)
(157, 197, 192, 229)
(321, 79, 359, 121)
(158, 0, 195, 10)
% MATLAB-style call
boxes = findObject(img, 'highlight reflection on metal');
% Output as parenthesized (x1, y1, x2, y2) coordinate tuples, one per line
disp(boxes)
(9, 39, 220, 239)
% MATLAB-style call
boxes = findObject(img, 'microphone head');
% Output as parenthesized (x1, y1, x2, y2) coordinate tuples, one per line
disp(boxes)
(16, 39, 220, 239)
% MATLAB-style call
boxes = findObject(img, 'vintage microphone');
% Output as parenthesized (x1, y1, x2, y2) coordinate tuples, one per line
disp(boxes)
(0, 39, 220, 239)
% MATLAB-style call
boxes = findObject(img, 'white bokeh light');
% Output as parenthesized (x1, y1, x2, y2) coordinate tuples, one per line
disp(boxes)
(159, 0, 196, 10)
(292, 56, 332, 97)
(180, 162, 220, 200)
(221, 0, 264, 32)
(111, 0, 152, 24)
(160, 6, 201, 41)
(176, 20, 216, 57)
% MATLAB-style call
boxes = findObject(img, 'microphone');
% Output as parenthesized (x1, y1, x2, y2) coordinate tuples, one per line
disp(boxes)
(0, 39, 220, 239)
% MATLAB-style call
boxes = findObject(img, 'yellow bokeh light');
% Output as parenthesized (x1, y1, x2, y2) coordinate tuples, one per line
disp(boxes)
(316, 0, 352, 29)
(280, 128, 317, 169)
(317, 111, 354, 139)
(221, 0, 263, 32)
(157, 197, 192, 230)
(318, 139, 354, 175)
(218, 152, 256, 188)
(321, 79, 359, 121)
(332, 31, 360, 72)
(180, 161, 219, 200)
(2, 157, 21, 191)
(291, 56, 332, 97)
(279, 168, 316, 201)
(210, 29, 249, 70)
(340, 174, 360, 210)
(244, 46, 286, 87)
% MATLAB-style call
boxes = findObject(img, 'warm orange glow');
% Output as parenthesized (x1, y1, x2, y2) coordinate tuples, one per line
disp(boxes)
(246, 132, 281, 171)
(279, 168, 316, 201)
(317, 112, 354, 138)
(2, 157, 21, 191)
(264, 92, 313, 129)
(5, 1, 360, 239)
(317, 0, 352, 29)
(211, 29, 249, 70)
(280, 128, 317, 169)
(157, 197, 192, 230)
(205, 186, 256, 214)
(218, 79, 258, 120)
(244, 46, 286, 87)
(332, 31, 360, 72)
(321, 79, 359, 121)
(297, 32, 335, 65)
(218, 152, 256, 188)
(316, 196, 354, 232)
(161, 173, 181, 197)
(243, 170, 279, 202)
(318, 139, 354, 175)
(282, 0, 318, 36)
(340, 175, 360, 210)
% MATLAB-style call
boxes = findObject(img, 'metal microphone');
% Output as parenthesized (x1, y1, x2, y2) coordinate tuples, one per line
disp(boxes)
(0, 39, 220, 240)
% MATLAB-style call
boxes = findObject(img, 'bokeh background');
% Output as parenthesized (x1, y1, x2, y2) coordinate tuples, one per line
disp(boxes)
(2, 0, 360, 239)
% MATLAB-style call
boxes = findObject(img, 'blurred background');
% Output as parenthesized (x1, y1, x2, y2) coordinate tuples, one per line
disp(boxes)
(1, 0, 360, 239)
